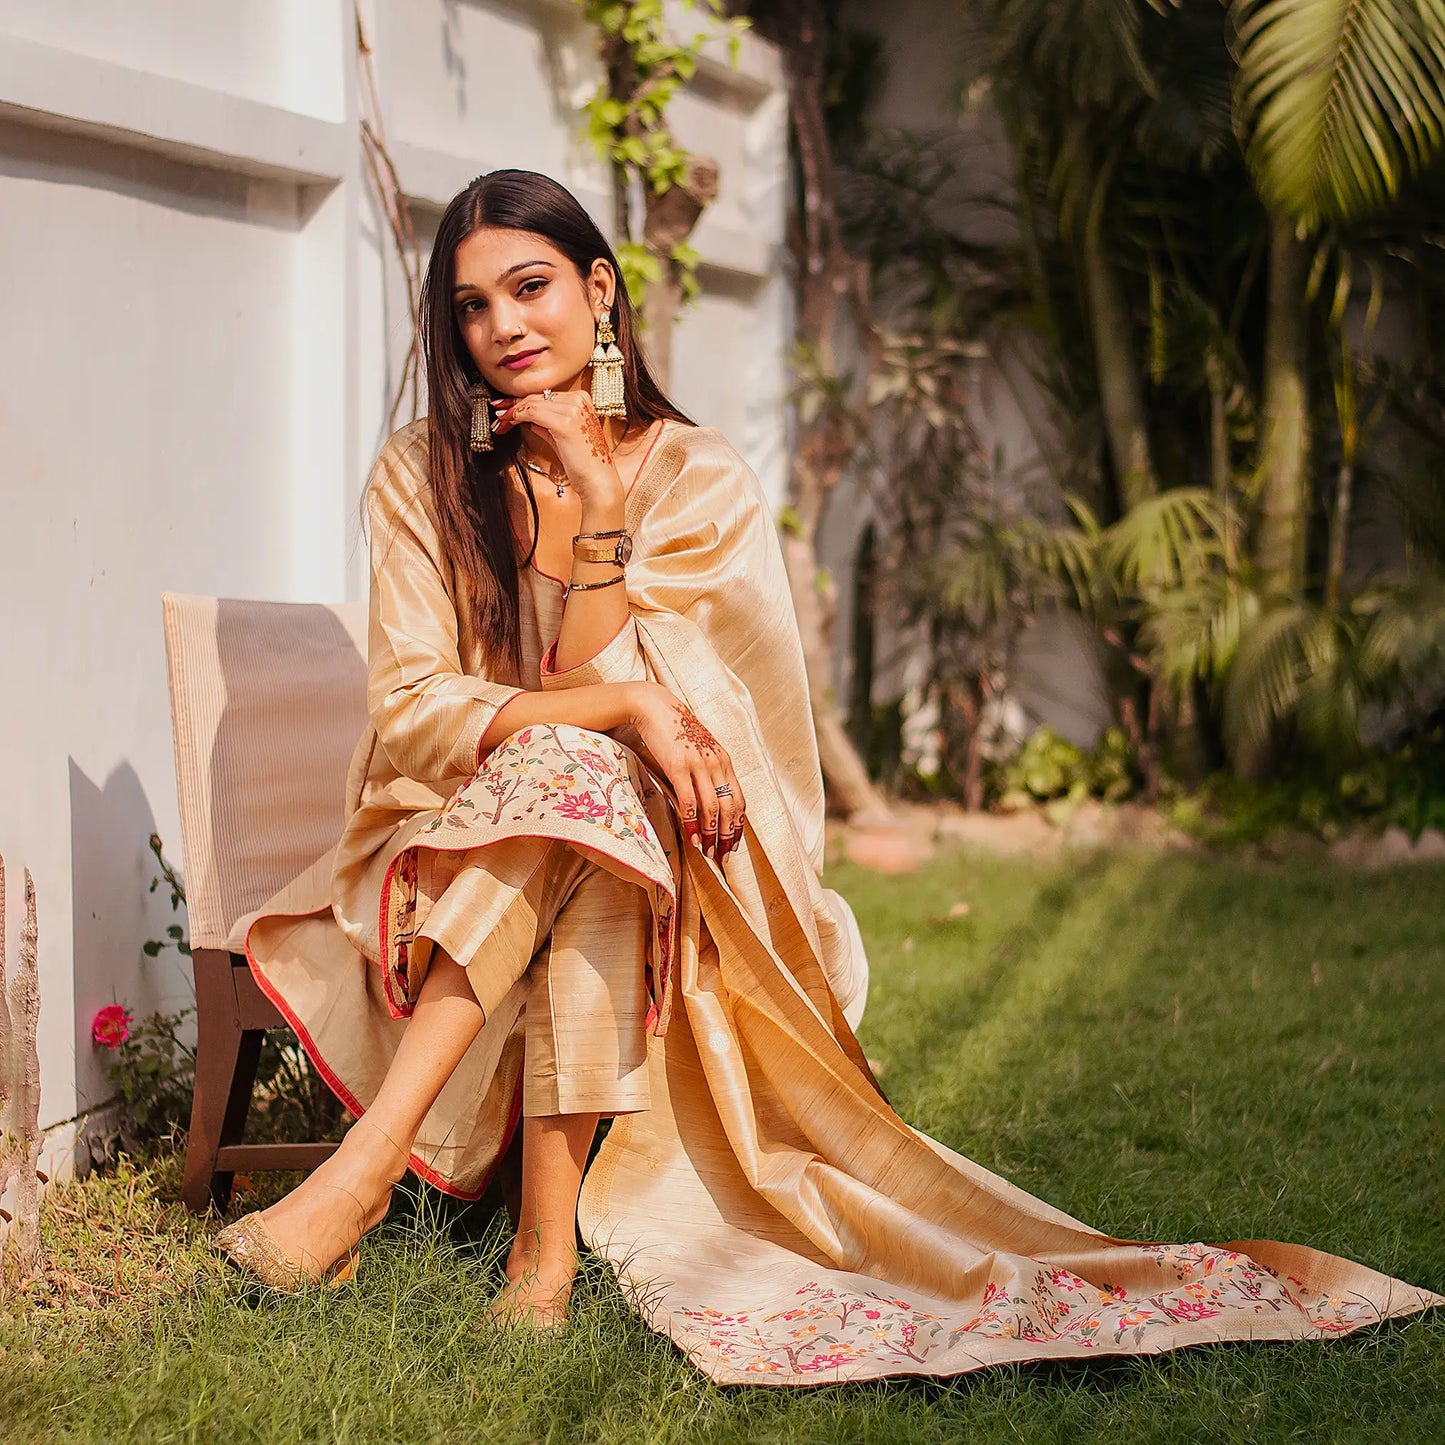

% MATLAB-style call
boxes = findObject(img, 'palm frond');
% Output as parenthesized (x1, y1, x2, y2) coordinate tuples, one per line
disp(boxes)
(1223, 601, 1358, 755)
(1355, 573, 1445, 682)
(1232, 0, 1445, 227)
(1014, 517, 1098, 609)
(1102, 487, 1232, 596)
(984, 0, 1157, 110)
(934, 546, 1012, 629)
(1132, 0, 1238, 171)
(1139, 573, 1263, 693)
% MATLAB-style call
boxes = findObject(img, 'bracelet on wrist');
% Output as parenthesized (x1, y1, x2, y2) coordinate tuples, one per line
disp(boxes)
(572, 529, 633, 566)
(563, 572, 626, 600)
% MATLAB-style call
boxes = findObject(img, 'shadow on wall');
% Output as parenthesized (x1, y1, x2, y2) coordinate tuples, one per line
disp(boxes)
(68, 758, 191, 1116)
(0, 115, 305, 230)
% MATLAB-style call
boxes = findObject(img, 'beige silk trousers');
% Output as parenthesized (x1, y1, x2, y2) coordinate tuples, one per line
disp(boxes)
(415, 837, 652, 1119)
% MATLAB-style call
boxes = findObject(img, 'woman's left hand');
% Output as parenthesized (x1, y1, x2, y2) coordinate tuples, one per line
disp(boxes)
(492, 390, 622, 512)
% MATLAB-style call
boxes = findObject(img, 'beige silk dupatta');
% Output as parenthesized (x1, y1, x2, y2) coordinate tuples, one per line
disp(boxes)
(243, 420, 1441, 1386)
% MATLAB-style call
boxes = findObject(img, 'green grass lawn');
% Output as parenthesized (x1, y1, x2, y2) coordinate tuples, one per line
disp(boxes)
(3, 846, 1442, 1443)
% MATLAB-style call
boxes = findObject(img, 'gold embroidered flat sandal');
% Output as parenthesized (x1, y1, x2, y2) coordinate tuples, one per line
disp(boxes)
(214, 1185, 363, 1292)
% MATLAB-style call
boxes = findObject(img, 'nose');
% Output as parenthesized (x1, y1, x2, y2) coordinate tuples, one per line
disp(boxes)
(490, 298, 523, 347)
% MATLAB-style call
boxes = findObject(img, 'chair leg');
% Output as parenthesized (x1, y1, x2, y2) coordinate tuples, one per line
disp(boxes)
(182, 948, 261, 1215)
(209, 1027, 265, 1213)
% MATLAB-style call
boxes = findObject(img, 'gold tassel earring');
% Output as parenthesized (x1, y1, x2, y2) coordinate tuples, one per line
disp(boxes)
(468, 379, 494, 452)
(589, 311, 626, 418)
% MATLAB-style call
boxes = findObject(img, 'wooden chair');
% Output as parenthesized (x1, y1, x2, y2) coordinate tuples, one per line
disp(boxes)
(161, 592, 369, 1215)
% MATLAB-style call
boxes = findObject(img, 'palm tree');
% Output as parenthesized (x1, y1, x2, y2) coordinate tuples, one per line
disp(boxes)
(956, 0, 1445, 778)
(1230, 0, 1445, 601)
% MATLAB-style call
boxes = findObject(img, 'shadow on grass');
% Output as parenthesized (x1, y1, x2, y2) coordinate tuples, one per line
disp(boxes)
(846, 848, 1443, 1274)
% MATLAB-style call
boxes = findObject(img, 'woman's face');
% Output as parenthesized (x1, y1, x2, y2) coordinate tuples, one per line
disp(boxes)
(452, 226, 613, 397)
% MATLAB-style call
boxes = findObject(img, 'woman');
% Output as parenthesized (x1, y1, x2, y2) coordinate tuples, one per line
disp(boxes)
(218, 169, 1441, 1380)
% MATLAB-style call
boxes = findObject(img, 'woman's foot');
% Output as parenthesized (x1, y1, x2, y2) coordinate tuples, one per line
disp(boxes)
(485, 1243, 578, 1329)
(249, 1114, 411, 1283)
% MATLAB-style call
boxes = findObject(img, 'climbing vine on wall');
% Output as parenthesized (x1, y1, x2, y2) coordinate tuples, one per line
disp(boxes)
(576, 0, 748, 310)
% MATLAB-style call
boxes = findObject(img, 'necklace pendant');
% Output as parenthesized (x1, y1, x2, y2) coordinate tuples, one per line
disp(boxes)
(555, 482, 566, 499)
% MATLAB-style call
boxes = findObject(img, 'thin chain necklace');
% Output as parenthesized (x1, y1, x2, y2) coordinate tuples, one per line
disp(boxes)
(517, 417, 643, 499)
(520, 457, 570, 499)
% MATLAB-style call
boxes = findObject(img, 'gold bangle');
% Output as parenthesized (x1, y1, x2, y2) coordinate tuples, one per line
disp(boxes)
(563, 573, 626, 595)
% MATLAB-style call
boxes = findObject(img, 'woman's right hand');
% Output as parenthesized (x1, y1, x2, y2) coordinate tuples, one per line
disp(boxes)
(623, 682, 745, 860)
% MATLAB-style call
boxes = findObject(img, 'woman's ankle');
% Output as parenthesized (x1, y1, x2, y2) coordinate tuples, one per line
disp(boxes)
(349, 1114, 413, 1186)
(505, 1240, 579, 1282)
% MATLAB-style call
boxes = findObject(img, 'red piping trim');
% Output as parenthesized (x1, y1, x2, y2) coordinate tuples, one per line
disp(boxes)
(242, 918, 514, 1202)
(376, 851, 412, 1020)
(539, 610, 631, 681)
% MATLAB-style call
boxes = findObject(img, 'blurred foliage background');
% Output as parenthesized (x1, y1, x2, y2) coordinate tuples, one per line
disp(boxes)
(744, 0, 1445, 839)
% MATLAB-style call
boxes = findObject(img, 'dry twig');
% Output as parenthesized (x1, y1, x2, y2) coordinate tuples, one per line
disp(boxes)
(356, 3, 425, 430)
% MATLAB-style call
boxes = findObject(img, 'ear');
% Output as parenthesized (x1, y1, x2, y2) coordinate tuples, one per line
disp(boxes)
(587, 258, 616, 315)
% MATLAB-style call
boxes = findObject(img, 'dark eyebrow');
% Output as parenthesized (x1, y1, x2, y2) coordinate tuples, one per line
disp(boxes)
(453, 260, 556, 294)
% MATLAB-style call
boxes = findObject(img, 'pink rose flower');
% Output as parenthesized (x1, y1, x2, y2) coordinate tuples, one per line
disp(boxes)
(91, 1003, 133, 1049)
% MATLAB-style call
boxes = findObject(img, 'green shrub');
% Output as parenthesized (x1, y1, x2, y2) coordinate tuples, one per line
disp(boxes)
(992, 725, 1140, 812)
(1167, 734, 1445, 845)
(92, 837, 348, 1159)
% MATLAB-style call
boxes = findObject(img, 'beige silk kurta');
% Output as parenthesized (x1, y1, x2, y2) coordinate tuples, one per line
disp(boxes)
(242, 418, 1442, 1386)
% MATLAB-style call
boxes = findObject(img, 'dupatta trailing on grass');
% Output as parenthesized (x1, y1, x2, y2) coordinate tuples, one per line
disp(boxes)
(243, 421, 1442, 1384)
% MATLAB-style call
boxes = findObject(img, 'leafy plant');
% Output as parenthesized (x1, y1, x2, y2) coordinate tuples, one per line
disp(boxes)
(1168, 732, 1445, 844)
(96, 1006, 197, 1153)
(994, 725, 1140, 813)
(866, 326, 1094, 810)
(143, 832, 190, 962)
(951, 0, 1445, 782)
(577, 0, 749, 308)
(91, 838, 348, 1159)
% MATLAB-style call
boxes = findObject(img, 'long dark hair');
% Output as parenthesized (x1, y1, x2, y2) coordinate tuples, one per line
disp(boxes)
(419, 168, 693, 677)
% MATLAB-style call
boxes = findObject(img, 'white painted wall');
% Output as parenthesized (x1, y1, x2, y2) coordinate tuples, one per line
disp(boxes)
(0, 0, 789, 1193)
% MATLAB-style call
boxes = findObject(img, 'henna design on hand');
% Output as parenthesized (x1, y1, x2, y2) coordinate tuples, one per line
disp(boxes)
(580, 402, 609, 461)
(674, 705, 721, 755)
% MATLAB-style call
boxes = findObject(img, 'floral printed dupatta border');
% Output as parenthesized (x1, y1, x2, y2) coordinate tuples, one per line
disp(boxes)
(579, 824, 1443, 1384)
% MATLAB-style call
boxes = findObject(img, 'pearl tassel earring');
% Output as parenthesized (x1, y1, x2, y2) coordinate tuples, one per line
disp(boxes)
(589, 311, 626, 418)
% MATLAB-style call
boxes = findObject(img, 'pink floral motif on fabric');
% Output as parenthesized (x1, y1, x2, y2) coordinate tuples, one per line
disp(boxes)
(379, 723, 678, 1030)
(670, 1243, 1388, 1377)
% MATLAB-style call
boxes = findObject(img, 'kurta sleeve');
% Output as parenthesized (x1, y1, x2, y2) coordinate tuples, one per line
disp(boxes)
(365, 429, 526, 791)
(537, 613, 647, 689)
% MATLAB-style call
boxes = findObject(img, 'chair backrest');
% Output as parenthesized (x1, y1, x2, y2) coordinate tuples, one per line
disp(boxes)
(161, 593, 369, 950)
